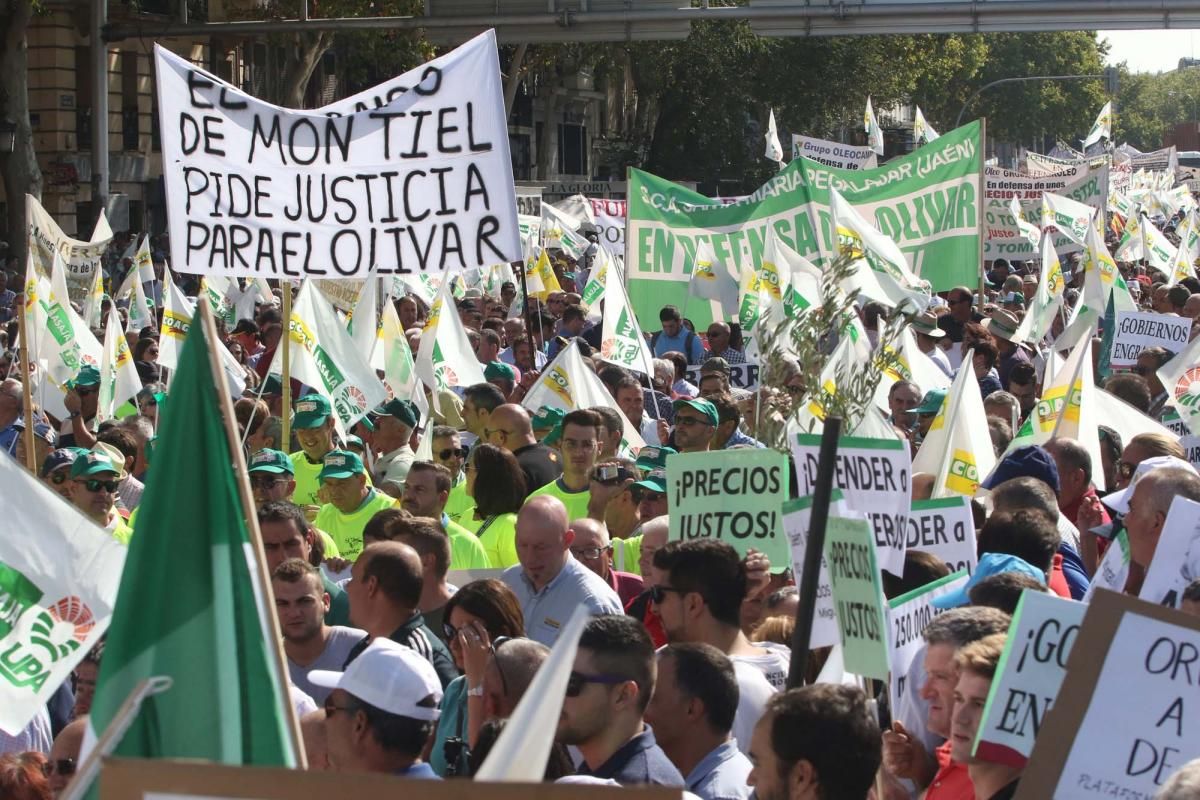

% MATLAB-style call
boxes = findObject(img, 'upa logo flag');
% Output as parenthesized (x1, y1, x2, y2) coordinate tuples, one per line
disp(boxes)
(1158, 332, 1200, 437)
(415, 278, 486, 411)
(1082, 100, 1113, 149)
(0, 452, 125, 735)
(601, 272, 655, 378)
(1040, 192, 1095, 246)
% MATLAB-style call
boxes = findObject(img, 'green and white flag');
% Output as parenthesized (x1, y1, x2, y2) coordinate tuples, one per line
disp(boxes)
(1157, 331, 1200, 438)
(911, 348, 995, 500)
(98, 307, 142, 422)
(199, 275, 237, 328)
(580, 246, 613, 324)
(1081, 100, 1112, 149)
(0, 452, 125, 735)
(348, 275, 384, 371)
(1114, 213, 1146, 262)
(600, 268, 656, 379)
(913, 106, 939, 145)
(541, 201, 587, 258)
(1143, 216, 1177, 273)
(274, 280, 387, 436)
(82, 312, 299, 778)
(1168, 209, 1199, 287)
(158, 273, 247, 398)
(830, 186, 931, 313)
(126, 268, 155, 333)
(758, 228, 822, 324)
(1041, 191, 1095, 246)
(81, 266, 105, 332)
(688, 240, 741, 321)
(1009, 197, 1041, 250)
(134, 235, 155, 283)
(864, 96, 884, 155)
(1012, 233, 1066, 345)
(33, 252, 90, 385)
(415, 278, 486, 413)
(393, 273, 439, 307)
(380, 296, 420, 405)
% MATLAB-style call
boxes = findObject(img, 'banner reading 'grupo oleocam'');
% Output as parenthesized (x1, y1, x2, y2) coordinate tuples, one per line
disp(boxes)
(625, 121, 981, 329)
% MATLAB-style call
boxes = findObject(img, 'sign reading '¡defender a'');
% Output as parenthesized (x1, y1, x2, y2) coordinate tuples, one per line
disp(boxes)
(667, 448, 789, 567)
(155, 30, 521, 280)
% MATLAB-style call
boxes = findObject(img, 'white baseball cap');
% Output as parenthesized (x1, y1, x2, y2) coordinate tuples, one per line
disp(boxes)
(308, 638, 442, 721)
(1102, 456, 1197, 515)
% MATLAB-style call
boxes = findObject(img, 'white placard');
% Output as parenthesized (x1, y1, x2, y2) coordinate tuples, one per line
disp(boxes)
(782, 493, 847, 650)
(790, 134, 879, 171)
(587, 197, 626, 252)
(886, 570, 970, 706)
(907, 496, 978, 575)
(155, 31, 521, 279)
(1140, 495, 1200, 610)
(1110, 311, 1190, 369)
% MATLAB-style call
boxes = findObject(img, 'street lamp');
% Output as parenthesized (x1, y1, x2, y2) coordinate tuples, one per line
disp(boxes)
(0, 119, 16, 154)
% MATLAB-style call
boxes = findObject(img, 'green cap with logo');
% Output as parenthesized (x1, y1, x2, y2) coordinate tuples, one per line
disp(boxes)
(70, 449, 121, 479)
(635, 445, 677, 473)
(632, 468, 667, 494)
(293, 394, 332, 429)
(914, 389, 948, 416)
(71, 364, 101, 389)
(672, 397, 719, 427)
(485, 361, 517, 383)
(318, 449, 366, 482)
(379, 398, 419, 429)
(248, 448, 294, 476)
(532, 406, 565, 431)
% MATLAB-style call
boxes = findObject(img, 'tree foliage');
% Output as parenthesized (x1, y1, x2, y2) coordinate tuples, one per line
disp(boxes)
(1111, 65, 1200, 151)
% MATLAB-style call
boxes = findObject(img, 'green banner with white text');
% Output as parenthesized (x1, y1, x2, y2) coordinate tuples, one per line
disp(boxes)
(625, 121, 982, 329)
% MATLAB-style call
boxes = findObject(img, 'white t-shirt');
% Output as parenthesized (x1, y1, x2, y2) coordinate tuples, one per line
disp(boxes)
(731, 645, 790, 691)
(730, 661, 776, 754)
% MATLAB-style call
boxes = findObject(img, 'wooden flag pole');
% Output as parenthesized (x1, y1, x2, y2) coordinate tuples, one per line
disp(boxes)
(17, 273, 38, 474)
(281, 280, 293, 450)
(196, 297, 308, 769)
(977, 117, 988, 314)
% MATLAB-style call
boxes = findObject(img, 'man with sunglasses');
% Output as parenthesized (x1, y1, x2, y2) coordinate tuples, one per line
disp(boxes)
(431, 426, 472, 524)
(41, 447, 86, 500)
(571, 518, 644, 606)
(673, 398, 718, 454)
(559, 615, 684, 786)
(45, 716, 86, 796)
(401, 461, 490, 570)
(587, 460, 643, 545)
(60, 365, 101, 449)
(68, 449, 132, 544)
(632, 471, 669, 521)
(936, 287, 983, 367)
(309, 638, 444, 776)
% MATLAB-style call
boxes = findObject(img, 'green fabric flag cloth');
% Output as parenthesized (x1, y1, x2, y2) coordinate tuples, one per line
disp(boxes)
(86, 306, 295, 770)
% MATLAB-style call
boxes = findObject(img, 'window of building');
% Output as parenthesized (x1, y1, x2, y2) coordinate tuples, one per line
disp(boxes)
(74, 46, 91, 150)
(121, 51, 139, 152)
(557, 124, 587, 176)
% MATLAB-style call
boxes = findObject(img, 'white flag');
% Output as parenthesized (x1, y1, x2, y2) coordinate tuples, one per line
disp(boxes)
(541, 201, 588, 258)
(599, 269, 655, 379)
(830, 186, 929, 312)
(522, 339, 646, 452)
(0, 453, 126, 735)
(1082, 101, 1112, 149)
(1040, 191, 1096, 246)
(1011, 233, 1066, 345)
(393, 273, 439, 307)
(274, 281, 387, 435)
(1114, 212, 1146, 262)
(579, 247, 612, 325)
(81, 266, 105, 332)
(1143, 216, 1177, 273)
(1010, 197, 1041, 250)
(864, 96, 884, 155)
(415, 279, 487, 414)
(765, 108, 784, 164)
(913, 106, 939, 144)
(1158, 333, 1200, 438)
(158, 272, 191, 372)
(134, 235, 155, 283)
(348, 275, 383, 371)
(98, 306, 142, 421)
(380, 297, 420, 405)
(911, 349, 996, 500)
(126, 269, 155, 334)
(688, 240, 741, 321)
(759, 228, 823, 324)
(1168, 209, 1200, 287)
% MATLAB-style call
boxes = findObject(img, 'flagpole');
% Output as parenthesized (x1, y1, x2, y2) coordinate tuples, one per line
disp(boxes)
(977, 117, 988, 315)
(17, 273, 38, 474)
(196, 296, 308, 770)
(281, 280, 293, 450)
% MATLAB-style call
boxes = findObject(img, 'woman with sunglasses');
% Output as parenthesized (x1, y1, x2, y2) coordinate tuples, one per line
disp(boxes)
(429, 579, 524, 777)
(459, 444, 526, 568)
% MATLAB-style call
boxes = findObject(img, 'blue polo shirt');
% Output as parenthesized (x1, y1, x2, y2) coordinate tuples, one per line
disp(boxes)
(500, 555, 623, 646)
(686, 740, 753, 800)
(578, 725, 684, 786)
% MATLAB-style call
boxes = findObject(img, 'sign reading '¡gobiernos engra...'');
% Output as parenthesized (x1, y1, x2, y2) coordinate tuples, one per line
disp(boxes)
(155, 30, 521, 280)
(666, 448, 789, 568)
(624, 121, 982, 329)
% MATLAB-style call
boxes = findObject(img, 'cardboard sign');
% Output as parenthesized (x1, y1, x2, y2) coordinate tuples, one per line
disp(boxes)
(100, 759, 681, 800)
(1109, 312, 1190, 369)
(1018, 591, 1200, 799)
(824, 515, 890, 681)
(782, 491, 847, 650)
(794, 434, 911, 577)
(887, 570, 970, 705)
(156, 31, 520, 279)
(1083, 531, 1131, 603)
(1139, 495, 1200, 610)
(684, 359, 761, 391)
(588, 197, 627, 252)
(907, 496, 978, 575)
(974, 591, 1087, 767)
(791, 134, 879, 171)
(667, 448, 790, 565)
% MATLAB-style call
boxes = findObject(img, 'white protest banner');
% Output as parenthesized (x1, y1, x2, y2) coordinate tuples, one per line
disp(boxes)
(983, 165, 1107, 259)
(974, 590, 1086, 767)
(824, 515, 889, 680)
(588, 197, 626, 252)
(1025, 151, 1110, 177)
(782, 491, 848, 650)
(684, 359, 761, 392)
(26, 194, 112, 305)
(793, 434, 910, 576)
(887, 570, 970, 705)
(1018, 592, 1200, 800)
(907, 496, 978, 575)
(667, 448, 790, 568)
(790, 135, 879, 171)
(1140, 496, 1200, 610)
(1109, 311, 1191, 369)
(0, 453, 125, 735)
(1129, 145, 1178, 173)
(155, 30, 520, 279)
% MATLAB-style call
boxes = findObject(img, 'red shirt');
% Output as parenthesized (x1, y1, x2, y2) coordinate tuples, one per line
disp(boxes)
(926, 741, 975, 800)
(1048, 554, 1071, 599)
(607, 569, 646, 607)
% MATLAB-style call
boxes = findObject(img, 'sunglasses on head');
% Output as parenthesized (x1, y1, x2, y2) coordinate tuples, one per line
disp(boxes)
(81, 478, 119, 493)
(565, 670, 630, 698)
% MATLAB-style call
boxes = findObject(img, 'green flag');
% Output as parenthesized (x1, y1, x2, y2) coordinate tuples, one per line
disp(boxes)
(84, 305, 296, 770)
(1097, 290, 1117, 381)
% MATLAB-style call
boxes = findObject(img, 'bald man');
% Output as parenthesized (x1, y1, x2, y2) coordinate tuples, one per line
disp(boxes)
(343, 541, 457, 686)
(499, 495, 623, 645)
(46, 716, 87, 795)
(487, 403, 562, 498)
(571, 517, 645, 605)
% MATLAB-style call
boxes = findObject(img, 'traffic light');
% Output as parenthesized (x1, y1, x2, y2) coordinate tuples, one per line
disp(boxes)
(1105, 66, 1120, 96)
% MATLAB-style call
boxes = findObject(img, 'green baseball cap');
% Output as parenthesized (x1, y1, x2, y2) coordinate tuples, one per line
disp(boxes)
(72, 365, 101, 388)
(672, 397, 719, 427)
(261, 375, 283, 395)
(635, 445, 677, 472)
(293, 394, 332, 429)
(344, 435, 365, 451)
(532, 406, 565, 431)
(318, 449, 366, 482)
(914, 389, 948, 416)
(485, 361, 517, 383)
(543, 421, 563, 447)
(70, 450, 121, 479)
(632, 469, 667, 494)
(248, 448, 293, 475)
(379, 398, 419, 428)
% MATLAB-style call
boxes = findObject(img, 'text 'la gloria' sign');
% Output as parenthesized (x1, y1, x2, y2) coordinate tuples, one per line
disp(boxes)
(156, 31, 521, 279)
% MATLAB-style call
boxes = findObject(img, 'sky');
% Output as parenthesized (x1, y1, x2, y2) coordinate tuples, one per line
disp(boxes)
(1100, 29, 1200, 73)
